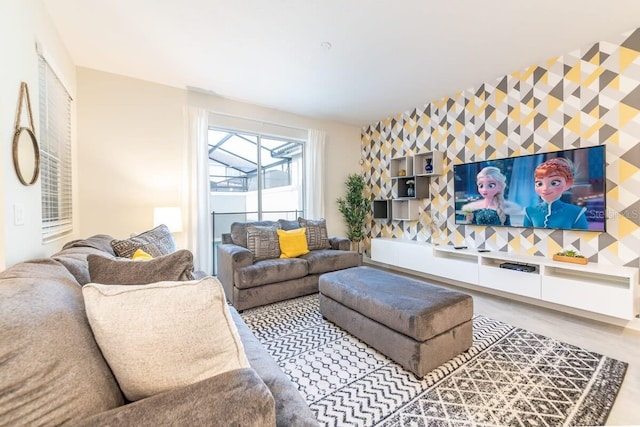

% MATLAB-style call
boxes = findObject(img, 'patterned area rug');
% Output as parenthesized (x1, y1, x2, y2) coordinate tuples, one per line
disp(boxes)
(240, 295, 627, 427)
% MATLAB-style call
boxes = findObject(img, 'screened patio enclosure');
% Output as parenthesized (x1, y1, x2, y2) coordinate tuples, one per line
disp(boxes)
(208, 129, 303, 193)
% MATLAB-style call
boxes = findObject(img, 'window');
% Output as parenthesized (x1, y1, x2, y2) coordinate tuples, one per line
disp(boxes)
(209, 127, 305, 242)
(38, 55, 73, 241)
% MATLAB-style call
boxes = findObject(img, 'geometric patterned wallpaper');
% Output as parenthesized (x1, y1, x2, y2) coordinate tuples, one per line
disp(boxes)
(362, 28, 640, 268)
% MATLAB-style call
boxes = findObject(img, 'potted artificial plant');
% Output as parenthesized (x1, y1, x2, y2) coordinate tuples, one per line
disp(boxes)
(337, 173, 369, 253)
(553, 249, 588, 265)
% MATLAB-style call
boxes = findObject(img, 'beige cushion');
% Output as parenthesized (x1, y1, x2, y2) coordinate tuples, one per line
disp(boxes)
(87, 249, 195, 285)
(298, 217, 330, 250)
(82, 277, 250, 401)
(111, 224, 176, 258)
(246, 225, 281, 261)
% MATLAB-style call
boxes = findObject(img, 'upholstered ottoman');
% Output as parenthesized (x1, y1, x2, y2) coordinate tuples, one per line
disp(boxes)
(319, 266, 473, 377)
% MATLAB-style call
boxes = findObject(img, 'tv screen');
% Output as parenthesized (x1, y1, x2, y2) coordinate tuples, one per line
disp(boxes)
(454, 146, 606, 232)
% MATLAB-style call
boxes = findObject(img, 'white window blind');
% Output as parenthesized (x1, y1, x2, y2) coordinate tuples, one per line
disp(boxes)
(39, 55, 73, 241)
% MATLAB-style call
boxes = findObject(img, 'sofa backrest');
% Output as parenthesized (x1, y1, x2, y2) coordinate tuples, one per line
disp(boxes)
(0, 258, 124, 425)
(229, 221, 278, 248)
(51, 234, 116, 285)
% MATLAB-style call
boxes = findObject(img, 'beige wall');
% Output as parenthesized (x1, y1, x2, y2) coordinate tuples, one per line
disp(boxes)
(0, 0, 77, 268)
(76, 69, 187, 242)
(77, 68, 362, 247)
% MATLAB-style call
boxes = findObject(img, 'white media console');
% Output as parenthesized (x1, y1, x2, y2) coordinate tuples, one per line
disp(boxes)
(370, 238, 640, 322)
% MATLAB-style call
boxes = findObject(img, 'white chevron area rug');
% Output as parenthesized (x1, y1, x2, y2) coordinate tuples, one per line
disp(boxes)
(240, 294, 627, 427)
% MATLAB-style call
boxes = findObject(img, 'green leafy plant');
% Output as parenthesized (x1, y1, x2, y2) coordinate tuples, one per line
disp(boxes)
(556, 249, 585, 258)
(337, 174, 369, 247)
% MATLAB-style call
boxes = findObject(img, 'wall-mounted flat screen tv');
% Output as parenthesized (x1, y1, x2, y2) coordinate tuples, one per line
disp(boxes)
(453, 145, 606, 232)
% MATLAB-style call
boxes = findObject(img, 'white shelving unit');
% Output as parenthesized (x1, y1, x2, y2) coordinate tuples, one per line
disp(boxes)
(370, 237, 640, 321)
(386, 151, 442, 221)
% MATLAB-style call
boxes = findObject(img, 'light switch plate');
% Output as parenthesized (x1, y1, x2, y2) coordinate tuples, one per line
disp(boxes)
(14, 204, 25, 226)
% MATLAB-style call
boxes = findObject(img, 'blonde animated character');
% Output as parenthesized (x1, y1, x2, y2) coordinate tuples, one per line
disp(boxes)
(462, 166, 521, 226)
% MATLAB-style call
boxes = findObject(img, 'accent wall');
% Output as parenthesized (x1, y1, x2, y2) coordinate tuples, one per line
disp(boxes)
(362, 28, 640, 268)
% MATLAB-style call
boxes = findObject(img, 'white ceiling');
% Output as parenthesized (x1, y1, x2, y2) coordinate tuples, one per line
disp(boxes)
(42, 0, 640, 127)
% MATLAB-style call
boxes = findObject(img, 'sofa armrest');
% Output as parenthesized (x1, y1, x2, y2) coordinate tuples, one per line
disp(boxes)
(74, 368, 275, 427)
(217, 243, 254, 302)
(329, 236, 351, 251)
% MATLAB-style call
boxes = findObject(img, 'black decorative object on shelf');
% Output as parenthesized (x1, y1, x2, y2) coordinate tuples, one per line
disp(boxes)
(425, 158, 433, 174)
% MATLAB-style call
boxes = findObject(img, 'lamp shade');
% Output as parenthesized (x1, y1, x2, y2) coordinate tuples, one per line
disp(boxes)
(153, 207, 183, 233)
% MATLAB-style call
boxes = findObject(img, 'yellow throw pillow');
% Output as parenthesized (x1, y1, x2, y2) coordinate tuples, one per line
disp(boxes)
(132, 249, 153, 261)
(277, 228, 310, 258)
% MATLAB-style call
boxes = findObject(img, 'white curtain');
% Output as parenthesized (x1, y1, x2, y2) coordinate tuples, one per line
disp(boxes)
(305, 129, 326, 219)
(184, 107, 212, 274)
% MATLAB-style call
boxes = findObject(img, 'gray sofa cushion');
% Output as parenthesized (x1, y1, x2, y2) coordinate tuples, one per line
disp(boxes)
(88, 249, 195, 285)
(52, 234, 118, 285)
(230, 221, 278, 248)
(62, 234, 117, 256)
(0, 259, 124, 425)
(75, 368, 276, 427)
(300, 249, 360, 274)
(235, 258, 308, 289)
(53, 247, 115, 285)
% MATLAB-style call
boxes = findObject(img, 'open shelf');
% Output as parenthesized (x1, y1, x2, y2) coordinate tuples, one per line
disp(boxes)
(372, 199, 392, 220)
(391, 200, 420, 221)
(394, 176, 429, 199)
(414, 152, 443, 176)
(390, 156, 413, 178)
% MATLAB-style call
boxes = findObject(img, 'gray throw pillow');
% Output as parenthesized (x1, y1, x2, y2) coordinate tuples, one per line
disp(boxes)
(298, 217, 330, 250)
(246, 225, 281, 261)
(88, 250, 195, 285)
(111, 225, 176, 258)
(278, 218, 301, 231)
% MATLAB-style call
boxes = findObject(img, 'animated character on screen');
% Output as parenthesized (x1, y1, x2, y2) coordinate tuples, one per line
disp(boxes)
(461, 166, 521, 226)
(523, 157, 588, 230)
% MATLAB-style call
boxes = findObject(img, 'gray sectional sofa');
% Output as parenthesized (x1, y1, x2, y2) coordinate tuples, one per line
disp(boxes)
(217, 218, 361, 311)
(0, 234, 318, 427)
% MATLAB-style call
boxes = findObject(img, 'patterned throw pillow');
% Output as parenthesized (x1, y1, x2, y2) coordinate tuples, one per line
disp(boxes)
(111, 225, 176, 258)
(298, 218, 330, 250)
(246, 225, 281, 261)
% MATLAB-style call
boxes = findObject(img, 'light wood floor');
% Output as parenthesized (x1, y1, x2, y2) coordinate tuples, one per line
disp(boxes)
(373, 266, 640, 426)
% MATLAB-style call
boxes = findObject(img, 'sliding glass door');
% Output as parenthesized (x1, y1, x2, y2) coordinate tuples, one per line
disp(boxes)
(209, 128, 305, 264)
